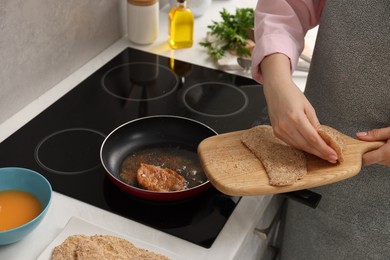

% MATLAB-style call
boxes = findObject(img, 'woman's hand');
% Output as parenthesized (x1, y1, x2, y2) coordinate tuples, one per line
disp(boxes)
(357, 127, 390, 166)
(260, 53, 338, 163)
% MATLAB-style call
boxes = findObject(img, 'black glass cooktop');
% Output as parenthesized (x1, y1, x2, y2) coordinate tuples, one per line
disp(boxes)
(0, 47, 267, 248)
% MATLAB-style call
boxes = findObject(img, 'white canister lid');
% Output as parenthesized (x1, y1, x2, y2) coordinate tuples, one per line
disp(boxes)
(128, 0, 158, 6)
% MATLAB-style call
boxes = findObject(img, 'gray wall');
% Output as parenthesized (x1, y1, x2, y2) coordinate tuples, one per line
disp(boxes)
(0, 0, 124, 124)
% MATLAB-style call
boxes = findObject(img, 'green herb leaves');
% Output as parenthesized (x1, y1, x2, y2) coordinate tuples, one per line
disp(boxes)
(200, 8, 254, 60)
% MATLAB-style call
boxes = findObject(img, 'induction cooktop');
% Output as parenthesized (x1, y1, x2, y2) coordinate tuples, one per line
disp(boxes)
(0, 47, 268, 248)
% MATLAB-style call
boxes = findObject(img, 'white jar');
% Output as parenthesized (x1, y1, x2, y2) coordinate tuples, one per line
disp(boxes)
(127, 0, 159, 45)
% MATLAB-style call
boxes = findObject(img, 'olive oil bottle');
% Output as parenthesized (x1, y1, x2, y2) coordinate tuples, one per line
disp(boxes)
(168, 0, 194, 49)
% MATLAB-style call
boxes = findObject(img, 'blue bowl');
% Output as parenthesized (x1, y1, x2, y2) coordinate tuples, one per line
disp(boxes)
(0, 167, 52, 245)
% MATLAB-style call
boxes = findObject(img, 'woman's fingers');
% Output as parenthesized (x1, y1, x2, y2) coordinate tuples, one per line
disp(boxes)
(274, 119, 338, 163)
(357, 127, 390, 166)
(270, 97, 338, 163)
(362, 140, 390, 166)
(357, 127, 390, 141)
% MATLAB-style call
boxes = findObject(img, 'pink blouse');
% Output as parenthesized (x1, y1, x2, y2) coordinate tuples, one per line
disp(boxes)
(251, 0, 325, 83)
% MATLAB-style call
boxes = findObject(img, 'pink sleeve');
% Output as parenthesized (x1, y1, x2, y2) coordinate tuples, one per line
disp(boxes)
(251, 0, 324, 83)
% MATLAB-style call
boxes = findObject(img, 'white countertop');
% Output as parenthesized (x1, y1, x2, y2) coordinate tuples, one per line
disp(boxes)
(0, 1, 311, 259)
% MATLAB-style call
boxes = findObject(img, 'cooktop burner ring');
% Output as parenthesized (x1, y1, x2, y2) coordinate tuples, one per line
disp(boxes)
(182, 82, 249, 117)
(34, 128, 106, 175)
(101, 62, 179, 101)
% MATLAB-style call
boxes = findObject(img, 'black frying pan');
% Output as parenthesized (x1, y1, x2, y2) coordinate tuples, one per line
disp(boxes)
(100, 115, 217, 201)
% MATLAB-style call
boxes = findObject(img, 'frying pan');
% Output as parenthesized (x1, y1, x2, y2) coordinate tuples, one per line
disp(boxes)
(100, 115, 217, 201)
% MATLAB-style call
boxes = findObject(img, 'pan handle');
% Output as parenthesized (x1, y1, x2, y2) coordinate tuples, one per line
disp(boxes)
(283, 189, 322, 209)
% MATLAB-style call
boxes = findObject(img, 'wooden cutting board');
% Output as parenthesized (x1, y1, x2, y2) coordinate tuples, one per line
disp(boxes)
(198, 129, 384, 196)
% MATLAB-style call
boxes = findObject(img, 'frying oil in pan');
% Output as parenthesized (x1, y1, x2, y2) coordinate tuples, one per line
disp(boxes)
(119, 146, 207, 189)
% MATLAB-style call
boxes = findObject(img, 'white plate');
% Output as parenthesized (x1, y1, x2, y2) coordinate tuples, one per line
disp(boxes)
(37, 216, 185, 260)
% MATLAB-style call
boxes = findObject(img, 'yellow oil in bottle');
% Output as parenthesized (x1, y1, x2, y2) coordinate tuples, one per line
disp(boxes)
(168, 0, 194, 49)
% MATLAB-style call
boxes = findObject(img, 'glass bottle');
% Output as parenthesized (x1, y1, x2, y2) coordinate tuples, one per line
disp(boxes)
(168, 0, 194, 49)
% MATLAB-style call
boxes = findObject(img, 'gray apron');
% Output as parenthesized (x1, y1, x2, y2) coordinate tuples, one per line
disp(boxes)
(281, 1, 390, 259)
